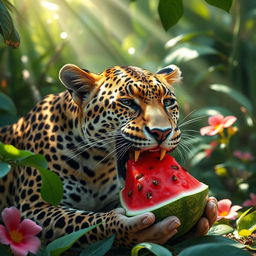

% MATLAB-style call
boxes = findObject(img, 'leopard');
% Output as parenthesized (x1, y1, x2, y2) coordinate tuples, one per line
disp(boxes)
(0, 64, 217, 248)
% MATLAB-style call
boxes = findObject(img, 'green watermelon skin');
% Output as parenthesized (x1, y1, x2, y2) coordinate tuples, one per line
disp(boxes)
(152, 187, 208, 237)
(120, 151, 209, 238)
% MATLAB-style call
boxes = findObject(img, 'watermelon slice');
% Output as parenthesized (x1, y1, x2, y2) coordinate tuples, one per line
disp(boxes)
(120, 151, 208, 237)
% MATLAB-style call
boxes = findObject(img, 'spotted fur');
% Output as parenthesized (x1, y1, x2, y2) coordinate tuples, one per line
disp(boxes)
(0, 64, 181, 247)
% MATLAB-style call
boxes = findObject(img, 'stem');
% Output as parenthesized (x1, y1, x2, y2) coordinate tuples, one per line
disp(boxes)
(228, 1, 242, 87)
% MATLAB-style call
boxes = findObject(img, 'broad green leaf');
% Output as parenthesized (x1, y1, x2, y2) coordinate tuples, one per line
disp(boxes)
(0, 244, 12, 256)
(158, 0, 183, 31)
(205, 0, 233, 13)
(46, 224, 100, 256)
(0, 0, 20, 48)
(172, 235, 245, 254)
(0, 1, 12, 39)
(208, 224, 234, 235)
(18, 154, 48, 169)
(164, 44, 218, 64)
(165, 31, 211, 49)
(190, 106, 233, 118)
(35, 247, 48, 256)
(2, 0, 15, 11)
(80, 235, 115, 256)
(37, 167, 63, 206)
(179, 243, 250, 256)
(131, 242, 172, 256)
(0, 162, 11, 178)
(0, 143, 33, 161)
(0, 92, 17, 115)
(209, 84, 253, 114)
(0, 112, 17, 127)
(237, 209, 256, 237)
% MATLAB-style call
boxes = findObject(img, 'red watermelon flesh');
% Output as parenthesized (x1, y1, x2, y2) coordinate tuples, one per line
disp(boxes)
(120, 151, 208, 237)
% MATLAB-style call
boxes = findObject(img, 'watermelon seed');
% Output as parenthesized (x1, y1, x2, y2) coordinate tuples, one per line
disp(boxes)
(172, 175, 178, 181)
(152, 179, 158, 185)
(146, 191, 152, 199)
(137, 184, 142, 191)
(128, 190, 133, 197)
(136, 173, 144, 179)
(171, 165, 179, 170)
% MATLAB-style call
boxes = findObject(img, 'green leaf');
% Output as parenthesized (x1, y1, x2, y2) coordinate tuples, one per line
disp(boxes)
(80, 235, 115, 256)
(46, 225, 100, 256)
(158, 0, 183, 31)
(179, 243, 250, 256)
(131, 242, 173, 256)
(0, 92, 17, 115)
(0, 143, 33, 161)
(205, 0, 233, 13)
(0, 244, 12, 256)
(173, 235, 245, 254)
(35, 247, 48, 256)
(0, 112, 17, 127)
(18, 154, 48, 169)
(37, 167, 63, 206)
(165, 31, 211, 49)
(190, 106, 233, 118)
(0, 0, 20, 48)
(164, 43, 218, 64)
(209, 84, 253, 114)
(2, 0, 15, 11)
(208, 224, 234, 236)
(236, 208, 256, 237)
(0, 162, 11, 178)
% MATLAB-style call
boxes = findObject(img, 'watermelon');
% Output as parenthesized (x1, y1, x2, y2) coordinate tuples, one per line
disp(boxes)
(120, 151, 208, 237)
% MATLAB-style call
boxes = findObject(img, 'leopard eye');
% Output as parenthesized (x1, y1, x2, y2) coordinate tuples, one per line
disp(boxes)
(163, 98, 176, 108)
(118, 98, 140, 110)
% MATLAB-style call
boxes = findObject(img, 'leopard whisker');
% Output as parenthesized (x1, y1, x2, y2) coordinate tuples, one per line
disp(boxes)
(179, 115, 207, 128)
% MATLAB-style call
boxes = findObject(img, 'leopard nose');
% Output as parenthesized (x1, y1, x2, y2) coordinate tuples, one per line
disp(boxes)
(145, 127, 173, 144)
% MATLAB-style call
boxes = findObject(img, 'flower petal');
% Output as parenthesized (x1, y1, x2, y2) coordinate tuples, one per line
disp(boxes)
(2, 207, 21, 231)
(0, 224, 12, 245)
(217, 199, 232, 213)
(224, 211, 239, 220)
(200, 126, 216, 136)
(250, 193, 256, 202)
(230, 205, 242, 212)
(21, 236, 42, 254)
(243, 199, 254, 207)
(217, 215, 224, 221)
(223, 116, 237, 128)
(19, 219, 42, 237)
(234, 150, 243, 159)
(10, 243, 29, 256)
(208, 115, 224, 126)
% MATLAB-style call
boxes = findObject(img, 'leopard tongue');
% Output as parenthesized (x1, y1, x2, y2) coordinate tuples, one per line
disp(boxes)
(134, 149, 167, 162)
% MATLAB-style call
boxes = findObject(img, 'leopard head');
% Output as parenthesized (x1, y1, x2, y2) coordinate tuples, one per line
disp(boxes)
(59, 64, 182, 182)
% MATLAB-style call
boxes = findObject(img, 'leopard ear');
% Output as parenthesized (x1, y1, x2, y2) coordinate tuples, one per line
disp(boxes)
(59, 64, 100, 105)
(156, 65, 182, 85)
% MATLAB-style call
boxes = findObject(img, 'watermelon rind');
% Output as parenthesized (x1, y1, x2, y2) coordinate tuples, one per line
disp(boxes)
(120, 183, 208, 238)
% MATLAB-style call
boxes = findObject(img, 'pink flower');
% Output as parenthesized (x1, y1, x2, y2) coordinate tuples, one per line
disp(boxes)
(204, 141, 218, 158)
(0, 207, 42, 256)
(217, 199, 242, 221)
(243, 193, 256, 207)
(200, 114, 237, 136)
(233, 150, 254, 162)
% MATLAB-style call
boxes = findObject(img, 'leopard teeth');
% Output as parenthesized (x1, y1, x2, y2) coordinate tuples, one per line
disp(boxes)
(160, 149, 167, 161)
(134, 150, 141, 162)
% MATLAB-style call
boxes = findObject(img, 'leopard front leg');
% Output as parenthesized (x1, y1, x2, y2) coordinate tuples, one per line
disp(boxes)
(12, 166, 180, 247)
(15, 201, 180, 247)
